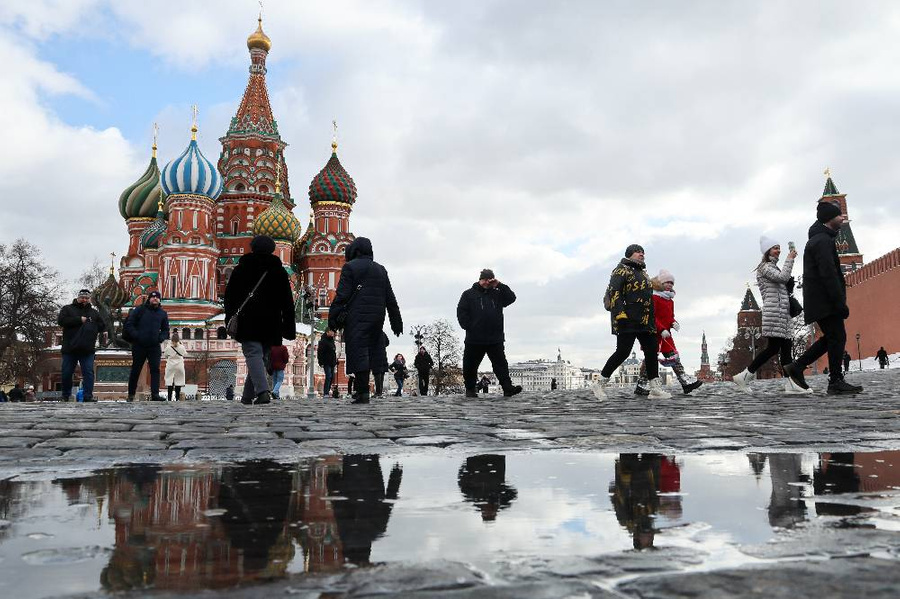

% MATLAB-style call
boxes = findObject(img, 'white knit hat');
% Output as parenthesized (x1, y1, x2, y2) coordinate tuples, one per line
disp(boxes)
(759, 235, 779, 255)
(657, 269, 674, 284)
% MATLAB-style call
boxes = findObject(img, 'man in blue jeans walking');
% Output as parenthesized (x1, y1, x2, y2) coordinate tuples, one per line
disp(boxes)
(57, 289, 106, 402)
(124, 291, 170, 401)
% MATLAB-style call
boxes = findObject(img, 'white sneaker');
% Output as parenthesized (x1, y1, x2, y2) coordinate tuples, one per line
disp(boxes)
(648, 378, 672, 399)
(591, 377, 609, 400)
(733, 369, 753, 390)
(784, 377, 813, 395)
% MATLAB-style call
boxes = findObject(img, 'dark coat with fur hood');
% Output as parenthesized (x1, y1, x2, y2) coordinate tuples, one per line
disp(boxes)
(224, 251, 297, 346)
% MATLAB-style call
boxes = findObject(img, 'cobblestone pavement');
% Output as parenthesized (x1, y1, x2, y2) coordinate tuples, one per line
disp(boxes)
(1, 369, 897, 472)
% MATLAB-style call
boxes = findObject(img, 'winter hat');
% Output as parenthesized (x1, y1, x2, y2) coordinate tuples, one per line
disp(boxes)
(250, 234, 276, 254)
(148, 290, 162, 300)
(657, 269, 675, 284)
(625, 244, 645, 258)
(816, 200, 842, 223)
(759, 235, 779, 255)
(479, 268, 495, 280)
(77, 289, 91, 299)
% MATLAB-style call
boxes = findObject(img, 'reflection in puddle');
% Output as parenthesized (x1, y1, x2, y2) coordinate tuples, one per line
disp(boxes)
(0, 450, 899, 598)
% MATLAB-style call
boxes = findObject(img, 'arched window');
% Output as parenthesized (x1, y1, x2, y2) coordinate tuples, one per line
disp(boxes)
(216, 326, 227, 340)
(194, 329, 204, 340)
(231, 219, 239, 236)
(235, 183, 245, 192)
(182, 328, 191, 339)
(259, 185, 269, 193)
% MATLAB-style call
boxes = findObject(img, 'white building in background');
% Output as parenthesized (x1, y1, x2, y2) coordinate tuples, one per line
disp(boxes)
(609, 351, 672, 389)
(509, 349, 587, 392)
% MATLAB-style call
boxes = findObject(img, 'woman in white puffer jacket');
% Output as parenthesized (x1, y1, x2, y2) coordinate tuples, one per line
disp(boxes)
(734, 236, 811, 394)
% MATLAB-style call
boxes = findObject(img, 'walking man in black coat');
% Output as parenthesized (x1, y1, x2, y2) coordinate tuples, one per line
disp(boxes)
(784, 201, 863, 394)
(876, 347, 890, 369)
(413, 345, 434, 396)
(124, 290, 169, 401)
(224, 235, 297, 405)
(318, 329, 338, 397)
(57, 289, 106, 402)
(328, 237, 403, 404)
(457, 269, 523, 399)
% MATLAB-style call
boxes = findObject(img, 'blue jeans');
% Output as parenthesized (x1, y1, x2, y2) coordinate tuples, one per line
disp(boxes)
(62, 353, 95, 399)
(272, 369, 285, 396)
(394, 374, 404, 396)
(322, 364, 335, 396)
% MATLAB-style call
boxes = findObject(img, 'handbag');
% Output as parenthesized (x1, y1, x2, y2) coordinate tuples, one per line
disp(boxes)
(789, 295, 803, 318)
(226, 272, 268, 338)
(332, 263, 373, 330)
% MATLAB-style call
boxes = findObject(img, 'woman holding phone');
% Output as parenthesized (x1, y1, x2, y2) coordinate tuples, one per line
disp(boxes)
(733, 236, 811, 394)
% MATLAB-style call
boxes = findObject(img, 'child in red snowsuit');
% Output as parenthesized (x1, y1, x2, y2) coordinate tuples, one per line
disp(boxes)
(635, 270, 703, 396)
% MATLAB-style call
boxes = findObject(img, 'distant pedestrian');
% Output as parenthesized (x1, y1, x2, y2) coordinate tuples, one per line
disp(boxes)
(389, 353, 408, 396)
(594, 245, 671, 399)
(124, 290, 169, 402)
(550, 378, 558, 391)
(0, 389, 7, 402)
(414, 346, 434, 396)
(783, 201, 863, 394)
(24, 385, 36, 402)
(478, 375, 491, 394)
(163, 332, 188, 401)
(57, 289, 106, 402)
(8, 384, 24, 402)
(328, 237, 403, 405)
(457, 269, 523, 399)
(876, 347, 890, 369)
(269, 344, 289, 399)
(224, 235, 297, 406)
(372, 332, 390, 398)
(225, 384, 235, 401)
(318, 330, 338, 397)
(842, 350, 852, 374)
(733, 239, 810, 395)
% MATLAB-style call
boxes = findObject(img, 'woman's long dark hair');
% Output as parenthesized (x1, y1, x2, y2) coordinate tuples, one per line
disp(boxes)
(756, 247, 777, 272)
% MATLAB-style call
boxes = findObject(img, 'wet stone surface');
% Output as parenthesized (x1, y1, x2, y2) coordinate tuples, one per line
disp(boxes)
(0, 369, 899, 597)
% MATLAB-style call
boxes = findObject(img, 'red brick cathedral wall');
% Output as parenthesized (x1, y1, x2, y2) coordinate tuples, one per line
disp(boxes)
(844, 248, 900, 360)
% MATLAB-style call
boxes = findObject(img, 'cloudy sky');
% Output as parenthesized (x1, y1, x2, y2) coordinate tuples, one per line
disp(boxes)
(1, 0, 899, 372)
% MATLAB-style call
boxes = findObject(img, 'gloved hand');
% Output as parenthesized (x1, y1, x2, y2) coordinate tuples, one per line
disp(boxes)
(671, 321, 680, 332)
(839, 305, 850, 319)
(661, 330, 671, 339)
(393, 328, 403, 337)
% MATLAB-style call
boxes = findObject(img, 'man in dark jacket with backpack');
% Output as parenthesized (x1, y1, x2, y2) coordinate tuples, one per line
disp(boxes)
(784, 200, 863, 395)
(57, 289, 106, 402)
(125, 290, 169, 401)
(457, 269, 522, 399)
(224, 235, 297, 405)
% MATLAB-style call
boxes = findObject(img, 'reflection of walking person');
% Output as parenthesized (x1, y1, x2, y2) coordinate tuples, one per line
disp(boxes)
(610, 453, 665, 550)
(327, 455, 402, 565)
(457, 454, 518, 522)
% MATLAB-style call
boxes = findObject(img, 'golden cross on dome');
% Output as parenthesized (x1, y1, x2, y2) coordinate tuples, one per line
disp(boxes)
(191, 104, 199, 139)
(109, 252, 116, 275)
(332, 119, 338, 152)
(152, 122, 159, 157)
(824, 166, 831, 179)
(275, 154, 282, 194)
(258, 0, 264, 18)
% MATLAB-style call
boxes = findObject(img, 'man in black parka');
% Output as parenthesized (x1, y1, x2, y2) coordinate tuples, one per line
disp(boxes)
(784, 201, 863, 395)
(457, 268, 522, 398)
(413, 345, 434, 396)
(57, 289, 106, 402)
(317, 329, 338, 397)
(124, 290, 169, 401)
(224, 235, 297, 405)
(328, 237, 403, 404)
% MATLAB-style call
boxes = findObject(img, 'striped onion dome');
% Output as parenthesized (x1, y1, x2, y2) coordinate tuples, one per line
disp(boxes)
(161, 127, 223, 200)
(119, 148, 166, 219)
(140, 205, 168, 250)
(92, 271, 130, 309)
(308, 143, 357, 206)
(253, 194, 300, 241)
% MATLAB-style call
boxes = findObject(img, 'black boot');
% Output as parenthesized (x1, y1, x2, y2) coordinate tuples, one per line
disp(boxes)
(827, 377, 863, 395)
(783, 363, 809, 390)
(253, 390, 272, 405)
(682, 380, 703, 394)
(351, 392, 370, 404)
(465, 389, 477, 398)
(503, 385, 523, 397)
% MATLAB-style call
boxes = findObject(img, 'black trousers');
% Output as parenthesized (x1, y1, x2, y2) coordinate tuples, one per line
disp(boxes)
(748, 336, 792, 373)
(601, 332, 658, 380)
(417, 370, 429, 396)
(796, 314, 847, 382)
(463, 343, 512, 391)
(128, 344, 161, 397)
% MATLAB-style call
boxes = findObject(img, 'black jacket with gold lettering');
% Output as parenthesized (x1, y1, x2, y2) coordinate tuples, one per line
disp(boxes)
(604, 258, 655, 335)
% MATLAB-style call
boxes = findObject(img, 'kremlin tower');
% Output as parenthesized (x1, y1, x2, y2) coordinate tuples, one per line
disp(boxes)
(818, 169, 863, 273)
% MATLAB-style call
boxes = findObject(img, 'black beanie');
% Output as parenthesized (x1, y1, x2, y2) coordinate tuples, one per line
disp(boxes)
(817, 201, 842, 223)
(250, 235, 276, 254)
(625, 244, 645, 258)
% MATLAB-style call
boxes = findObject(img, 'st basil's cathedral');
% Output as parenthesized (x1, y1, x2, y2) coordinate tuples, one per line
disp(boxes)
(48, 17, 357, 397)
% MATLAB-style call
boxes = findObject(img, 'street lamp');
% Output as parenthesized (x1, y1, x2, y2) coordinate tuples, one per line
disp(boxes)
(856, 333, 862, 372)
(743, 326, 761, 361)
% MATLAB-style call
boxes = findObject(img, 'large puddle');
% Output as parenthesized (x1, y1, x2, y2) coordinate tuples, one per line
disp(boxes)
(2, 451, 899, 598)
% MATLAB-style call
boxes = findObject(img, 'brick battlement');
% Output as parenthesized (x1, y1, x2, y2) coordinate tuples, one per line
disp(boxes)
(845, 248, 900, 287)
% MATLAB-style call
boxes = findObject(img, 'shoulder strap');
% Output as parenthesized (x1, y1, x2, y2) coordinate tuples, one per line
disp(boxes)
(234, 272, 268, 316)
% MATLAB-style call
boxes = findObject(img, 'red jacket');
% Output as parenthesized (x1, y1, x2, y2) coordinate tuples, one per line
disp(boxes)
(652, 292, 677, 354)
(270, 345, 290, 371)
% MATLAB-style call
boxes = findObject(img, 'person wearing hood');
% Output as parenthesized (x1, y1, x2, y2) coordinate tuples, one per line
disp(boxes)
(457, 269, 523, 398)
(124, 290, 169, 401)
(57, 288, 106, 402)
(634, 270, 703, 396)
(783, 201, 863, 395)
(733, 237, 811, 395)
(224, 235, 297, 405)
(328, 237, 403, 404)
(594, 244, 670, 399)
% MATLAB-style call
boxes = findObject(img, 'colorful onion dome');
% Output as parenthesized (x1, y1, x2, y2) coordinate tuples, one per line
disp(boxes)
(93, 271, 130, 309)
(119, 146, 166, 219)
(308, 142, 357, 206)
(247, 16, 272, 53)
(140, 204, 168, 250)
(161, 126, 223, 200)
(253, 195, 300, 241)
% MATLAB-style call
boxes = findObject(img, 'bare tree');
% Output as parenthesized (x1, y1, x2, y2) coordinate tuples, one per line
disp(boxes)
(0, 240, 63, 383)
(421, 319, 463, 394)
(76, 257, 107, 295)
